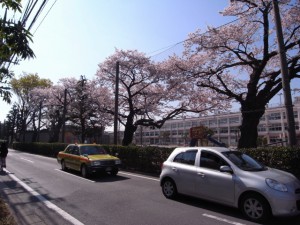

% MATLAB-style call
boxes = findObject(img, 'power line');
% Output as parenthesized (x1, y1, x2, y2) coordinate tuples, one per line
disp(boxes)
(148, 1, 282, 59)
(148, 18, 240, 59)
(5, 0, 52, 70)
(33, 0, 58, 34)
(28, 0, 49, 31)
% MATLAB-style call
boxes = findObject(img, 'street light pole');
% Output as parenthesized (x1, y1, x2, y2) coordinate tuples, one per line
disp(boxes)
(272, 0, 297, 146)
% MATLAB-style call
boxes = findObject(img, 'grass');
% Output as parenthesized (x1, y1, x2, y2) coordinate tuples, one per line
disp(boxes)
(0, 196, 16, 225)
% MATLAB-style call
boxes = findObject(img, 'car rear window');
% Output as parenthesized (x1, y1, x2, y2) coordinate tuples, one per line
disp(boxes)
(173, 150, 197, 165)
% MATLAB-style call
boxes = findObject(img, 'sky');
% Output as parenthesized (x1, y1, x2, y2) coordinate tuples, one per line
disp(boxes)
(1, 0, 234, 121)
(1, 0, 298, 121)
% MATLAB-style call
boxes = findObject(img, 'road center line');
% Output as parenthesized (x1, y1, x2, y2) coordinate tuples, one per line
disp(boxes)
(202, 214, 246, 225)
(5, 168, 85, 225)
(20, 157, 34, 163)
(119, 171, 160, 182)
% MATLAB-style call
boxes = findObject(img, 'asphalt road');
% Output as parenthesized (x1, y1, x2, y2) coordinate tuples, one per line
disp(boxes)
(3, 149, 300, 225)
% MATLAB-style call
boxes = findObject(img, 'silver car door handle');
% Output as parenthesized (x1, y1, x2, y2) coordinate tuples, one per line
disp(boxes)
(197, 172, 205, 178)
(172, 167, 178, 172)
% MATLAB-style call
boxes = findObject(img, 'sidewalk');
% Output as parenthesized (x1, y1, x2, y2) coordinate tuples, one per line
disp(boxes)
(0, 169, 73, 225)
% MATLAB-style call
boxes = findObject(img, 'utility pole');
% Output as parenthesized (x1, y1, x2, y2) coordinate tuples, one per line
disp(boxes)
(114, 62, 119, 145)
(61, 88, 67, 143)
(37, 101, 42, 142)
(272, 0, 297, 146)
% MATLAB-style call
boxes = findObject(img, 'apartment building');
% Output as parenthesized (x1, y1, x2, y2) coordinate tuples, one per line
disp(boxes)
(134, 96, 300, 147)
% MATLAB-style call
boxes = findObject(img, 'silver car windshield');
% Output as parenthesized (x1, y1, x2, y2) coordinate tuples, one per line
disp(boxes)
(222, 151, 267, 171)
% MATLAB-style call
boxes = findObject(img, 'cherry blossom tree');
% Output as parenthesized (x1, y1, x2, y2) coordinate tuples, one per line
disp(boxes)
(163, 0, 300, 148)
(31, 77, 112, 143)
(96, 49, 230, 146)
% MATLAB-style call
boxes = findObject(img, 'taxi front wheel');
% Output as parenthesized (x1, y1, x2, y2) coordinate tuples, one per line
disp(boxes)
(110, 168, 119, 176)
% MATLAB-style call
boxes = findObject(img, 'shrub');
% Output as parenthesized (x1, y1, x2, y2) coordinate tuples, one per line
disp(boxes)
(11, 142, 300, 178)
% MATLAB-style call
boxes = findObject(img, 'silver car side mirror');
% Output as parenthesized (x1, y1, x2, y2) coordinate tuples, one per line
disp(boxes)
(220, 165, 233, 173)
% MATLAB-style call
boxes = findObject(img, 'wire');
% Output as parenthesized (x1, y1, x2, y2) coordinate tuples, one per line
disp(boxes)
(28, 0, 48, 31)
(148, 18, 240, 59)
(33, 0, 58, 35)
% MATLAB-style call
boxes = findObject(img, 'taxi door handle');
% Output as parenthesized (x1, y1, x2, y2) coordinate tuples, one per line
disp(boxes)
(197, 172, 205, 178)
(172, 167, 178, 172)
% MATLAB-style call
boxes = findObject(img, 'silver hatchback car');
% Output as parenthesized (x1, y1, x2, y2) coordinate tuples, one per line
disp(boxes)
(160, 147, 300, 222)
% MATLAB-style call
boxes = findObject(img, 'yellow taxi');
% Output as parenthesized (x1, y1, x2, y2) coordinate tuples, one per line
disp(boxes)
(57, 144, 121, 178)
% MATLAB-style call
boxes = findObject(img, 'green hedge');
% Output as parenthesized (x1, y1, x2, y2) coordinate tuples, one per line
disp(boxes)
(10, 142, 300, 178)
(12, 142, 68, 157)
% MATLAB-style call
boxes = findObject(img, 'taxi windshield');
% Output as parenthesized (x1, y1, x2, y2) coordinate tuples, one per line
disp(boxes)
(80, 146, 107, 155)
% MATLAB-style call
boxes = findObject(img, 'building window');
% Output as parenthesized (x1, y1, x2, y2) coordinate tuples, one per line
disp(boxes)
(219, 118, 228, 125)
(258, 124, 267, 132)
(230, 126, 239, 133)
(229, 117, 239, 124)
(269, 123, 282, 131)
(171, 123, 177, 129)
(209, 119, 217, 126)
(220, 127, 228, 134)
(268, 112, 281, 120)
(211, 128, 218, 134)
(192, 121, 199, 127)
(185, 122, 192, 127)
(200, 120, 208, 126)
(296, 124, 299, 130)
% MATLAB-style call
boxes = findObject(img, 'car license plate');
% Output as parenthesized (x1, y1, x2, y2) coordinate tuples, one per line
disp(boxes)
(106, 167, 112, 172)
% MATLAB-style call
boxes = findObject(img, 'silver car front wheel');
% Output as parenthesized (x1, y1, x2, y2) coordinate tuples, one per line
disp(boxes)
(241, 194, 271, 222)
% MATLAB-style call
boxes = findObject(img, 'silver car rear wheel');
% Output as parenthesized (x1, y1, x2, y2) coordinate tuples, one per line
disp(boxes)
(241, 194, 271, 222)
(162, 179, 177, 199)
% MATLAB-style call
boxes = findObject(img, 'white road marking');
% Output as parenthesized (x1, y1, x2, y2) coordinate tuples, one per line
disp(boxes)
(55, 169, 95, 183)
(202, 214, 246, 225)
(4, 168, 85, 225)
(20, 157, 34, 163)
(119, 171, 160, 182)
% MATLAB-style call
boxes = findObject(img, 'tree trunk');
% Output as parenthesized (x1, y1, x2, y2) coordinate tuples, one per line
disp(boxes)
(122, 113, 137, 146)
(238, 106, 265, 148)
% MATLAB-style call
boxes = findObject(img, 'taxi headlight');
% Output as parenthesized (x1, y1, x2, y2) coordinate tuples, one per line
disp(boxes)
(91, 161, 101, 166)
(115, 160, 121, 165)
(266, 178, 288, 192)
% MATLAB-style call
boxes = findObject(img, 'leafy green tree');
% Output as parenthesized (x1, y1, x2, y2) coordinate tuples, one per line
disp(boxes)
(10, 73, 52, 142)
(0, 0, 35, 103)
